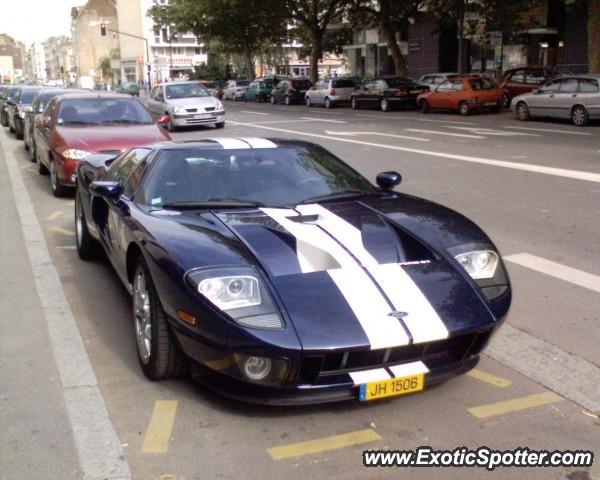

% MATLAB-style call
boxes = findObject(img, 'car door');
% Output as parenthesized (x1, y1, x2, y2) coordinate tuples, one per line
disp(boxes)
(553, 78, 580, 119)
(312, 81, 324, 104)
(35, 97, 57, 168)
(577, 78, 600, 116)
(362, 80, 380, 105)
(526, 79, 561, 116)
(429, 80, 453, 108)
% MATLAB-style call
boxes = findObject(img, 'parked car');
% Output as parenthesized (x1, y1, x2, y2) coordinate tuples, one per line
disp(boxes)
(1, 85, 20, 127)
(74, 137, 511, 404)
(146, 81, 225, 131)
(34, 93, 170, 196)
(7, 86, 45, 139)
(498, 67, 565, 107)
(270, 78, 313, 105)
(417, 72, 459, 89)
(223, 80, 251, 100)
(200, 80, 225, 99)
(243, 79, 276, 102)
(118, 81, 140, 96)
(417, 77, 505, 115)
(350, 76, 427, 111)
(511, 75, 600, 126)
(305, 77, 357, 108)
(24, 88, 77, 160)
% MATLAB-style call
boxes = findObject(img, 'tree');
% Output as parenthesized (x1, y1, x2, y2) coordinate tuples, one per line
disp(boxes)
(98, 56, 112, 82)
(148, 0, 288, 79)
(287, 0, 351, 83)
(349, 0, 420, 76)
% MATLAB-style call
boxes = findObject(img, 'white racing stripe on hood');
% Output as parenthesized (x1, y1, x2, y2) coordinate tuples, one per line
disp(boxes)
(213, 138, 251, 149)
(296, 204, 449, 344)
(238, 137, 277, 148)
(261, 208, 410, 350)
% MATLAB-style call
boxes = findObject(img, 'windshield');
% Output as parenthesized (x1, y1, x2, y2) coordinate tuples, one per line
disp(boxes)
(6, 87, 18, 100)
(292, 80, 312, 89)
(138, 145, 375, 207)
(165, 83, 210, 99)
(235, 80, 250, 87)
(56, 98, 153, 125)
(19, 90, 39, 104)
(469, 78, 498, 90)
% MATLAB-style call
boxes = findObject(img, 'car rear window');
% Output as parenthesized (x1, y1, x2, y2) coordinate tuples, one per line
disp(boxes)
(579, 78, 599, 93)
(469, 78, 498, 90)
(332, 79, 355, 88)
(292, 80, 312, 88)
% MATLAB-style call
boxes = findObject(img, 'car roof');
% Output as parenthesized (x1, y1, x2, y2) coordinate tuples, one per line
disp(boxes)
(142, 137, 316, 151)
(162, 80, 203, 86)
(53, 92, 139, 102)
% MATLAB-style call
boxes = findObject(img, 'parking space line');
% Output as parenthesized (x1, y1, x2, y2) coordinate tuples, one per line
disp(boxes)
(46, 211, 64, 221)
(248, 119, 315, 125)
(355, 113, 475, 125)
(467, 391, 563, 418)
(324, 130, 430, 142)
(50, 226, 75, 236)
(467, 369, 512, 387)
(447, 126, 540, 137)
(504, 253, 600, 293)
(405, 128, 485, 139)
(501, 125, 591, 136)
(56, 245, 76, 250)
(227, 121, 600, 183)
(240, 110, 269, 115)
(267, 428, 381, 460)
(142, 400, 179, 454)
(300, 117, 348, 124)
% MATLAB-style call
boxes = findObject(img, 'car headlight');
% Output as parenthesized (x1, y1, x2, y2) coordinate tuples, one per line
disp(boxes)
(61, 149, 93, 160)
(18, 111, 25, 118)
(173, 106, 186, 114)
(454, 250, 499, 279)
(187, 266, 284, 329)
(215, 100, 223, 110)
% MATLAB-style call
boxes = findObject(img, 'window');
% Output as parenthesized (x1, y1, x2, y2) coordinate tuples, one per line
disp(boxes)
(56, 98, 153, 125)
(108, 148, 152, 198)
(43, 98, 57, 118)
(579, 78, 600, 93)
(451, 80, 463, 91)
(509, 70, 526, 83)
(165, 83, 209, 99)
(436, 80, 454, 92)
(558, 78, 578, 93)
(194, 47, 202, 55)
(525, 72, 546, 84)
(332, 79, 355, 88)
(150, 86, 159, 99)
(538, 79, 561, 93)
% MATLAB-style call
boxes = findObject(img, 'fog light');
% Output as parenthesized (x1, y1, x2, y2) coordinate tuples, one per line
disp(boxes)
(243, 356, 272, 381)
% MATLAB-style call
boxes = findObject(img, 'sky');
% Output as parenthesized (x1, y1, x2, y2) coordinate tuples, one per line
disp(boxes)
(0, 0, 87, 45)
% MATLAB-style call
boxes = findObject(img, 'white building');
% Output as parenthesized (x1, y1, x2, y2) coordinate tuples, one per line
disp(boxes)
(115, 0, 207, 86)
(30, 42, 47, 82)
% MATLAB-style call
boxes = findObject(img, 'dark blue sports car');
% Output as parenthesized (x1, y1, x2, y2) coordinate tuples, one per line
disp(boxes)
(75, 138, 511, 404)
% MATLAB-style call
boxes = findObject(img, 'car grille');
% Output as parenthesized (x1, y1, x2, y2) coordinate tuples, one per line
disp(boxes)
(98, 149, 122, 155)
(205, 107, 216, 112)
(297, 330, 492, 385)
(185, 108, 198, 113)
(185, 116, 218, 124)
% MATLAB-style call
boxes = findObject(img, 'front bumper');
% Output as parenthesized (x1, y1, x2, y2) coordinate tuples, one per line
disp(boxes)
(172, 110, 225, 126)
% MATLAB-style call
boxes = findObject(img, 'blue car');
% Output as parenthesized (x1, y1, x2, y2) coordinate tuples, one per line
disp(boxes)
(75, 138, 511, 405)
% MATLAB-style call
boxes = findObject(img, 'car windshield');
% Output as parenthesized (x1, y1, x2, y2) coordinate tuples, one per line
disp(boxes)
(386, 77, 416, 88)
(332, 79, 356, 88)
(292, 80, 312, 89)
(235, 80, 250, 86)
(56, 98, 154, 125)
(19, 90, 39, 104)
(138, 145, 376, 207)
(469, 78, 498, 90)
(6, 87, 18, 100)
(165, 83, 210, 99)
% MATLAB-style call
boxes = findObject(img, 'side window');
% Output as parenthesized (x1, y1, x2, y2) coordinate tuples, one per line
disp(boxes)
(365, 81, 378, 89)
(526, 72, 546, 84)
(579, 78, 600, 93)
(108, 149, 152, 198)
(156, 87, 164, 101)
(150, 86, 159, 99)
(436, 80, 453, 92)
(558, 78, 578, 93)
(13, 90, 21, 104)
(509, 70, 525, 83)
(452, 80, 464, 91)
(538, 79, 561, 93)
(32, 97, 40, 113)
(43, 98, 57, 118)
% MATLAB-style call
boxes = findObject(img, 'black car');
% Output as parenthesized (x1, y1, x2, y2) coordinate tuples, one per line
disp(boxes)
(350, 76, 429, 112)
(271, 78, 313, 105)
(8, 86, 45, 140)
(1, 85, 20, 128)
(75, 138, 510, 405)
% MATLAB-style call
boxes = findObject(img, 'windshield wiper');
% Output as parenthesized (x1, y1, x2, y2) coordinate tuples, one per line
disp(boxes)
(298, 190, 371, 204)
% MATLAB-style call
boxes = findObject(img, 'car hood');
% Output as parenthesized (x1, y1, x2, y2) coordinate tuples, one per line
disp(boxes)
(166, 96, 220, 109)
(56, 124, 170, 152)
(209, 199, 496, 351)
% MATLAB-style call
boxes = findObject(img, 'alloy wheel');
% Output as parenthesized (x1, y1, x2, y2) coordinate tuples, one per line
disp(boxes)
(134, 270, 152, 364)
(75, 196, 83, 249)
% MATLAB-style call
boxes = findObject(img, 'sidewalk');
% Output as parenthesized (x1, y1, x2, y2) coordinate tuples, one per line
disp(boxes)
(0, 140, 81, 478)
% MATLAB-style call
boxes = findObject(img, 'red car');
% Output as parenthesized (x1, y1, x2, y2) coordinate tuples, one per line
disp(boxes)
(417, 77, 505, 116)
(34, 93, 170, 196)
(499, 67, 565, 107)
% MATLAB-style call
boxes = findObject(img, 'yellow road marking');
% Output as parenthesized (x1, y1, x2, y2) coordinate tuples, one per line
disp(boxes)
(142, 400, 178, 454)
(468, 392, 563, 418)
(467, 369, 512, 388)
(46, 211, 64, 221)
(67, 200, 75, 206)
(56, 246, 76, 250)
(50, 226, 75, 236)
(267, 428, 381, 460)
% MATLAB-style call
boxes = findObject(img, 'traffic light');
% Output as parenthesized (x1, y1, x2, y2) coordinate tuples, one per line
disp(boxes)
(100, 23, 107, 36)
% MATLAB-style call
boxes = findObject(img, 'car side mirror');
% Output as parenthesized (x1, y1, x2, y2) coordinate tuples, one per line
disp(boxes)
(90, 181, 122, 199)
(157, 114, 170, 126)
(376, 171, 402, 190)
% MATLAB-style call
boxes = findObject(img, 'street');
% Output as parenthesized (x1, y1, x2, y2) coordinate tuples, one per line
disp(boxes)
(1, 103, 599, 480)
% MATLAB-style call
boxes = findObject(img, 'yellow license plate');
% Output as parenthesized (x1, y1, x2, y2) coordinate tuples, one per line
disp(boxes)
(484, 102, 497, 106)
(359, 373, 424, 401)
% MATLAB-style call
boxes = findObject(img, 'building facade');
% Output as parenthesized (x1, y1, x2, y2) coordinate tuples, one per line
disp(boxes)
(43, 36, 76, 83)
(0, 34, 25, 82)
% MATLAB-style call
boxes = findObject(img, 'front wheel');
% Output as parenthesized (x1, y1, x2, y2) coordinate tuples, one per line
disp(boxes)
(30, 139, 37, 162)
(305, 96, 312, 107)
(380, 98, 389, 112)
(502, 93, 510, 108)
(215, 121, 225, 129)
(133, 260, 188, 380)
(270, 96, 276, 105)
(459, 102, 470, 116)
(420, 99, 430, 113)
(516, 102, 529, 121)
(285, 95, 291, 106)
(324, 97, 332, 109)
(50, 159, 68, 197)
(571, 105, 589, 127)
(75, 191, 99, 260)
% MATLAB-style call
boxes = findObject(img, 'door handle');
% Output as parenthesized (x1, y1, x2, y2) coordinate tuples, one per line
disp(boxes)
(549, 94, 554, 98)
(572, 94, 577, 98)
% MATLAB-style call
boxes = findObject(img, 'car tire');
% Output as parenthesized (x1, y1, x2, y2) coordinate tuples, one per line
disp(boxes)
(165, 116, 177, 132)
(380, 98, 389, 112)
(351, 96, 359, 110)
(324, 97, 332, 109)
(15, 124, 23, 140)
(215, 121, 225, 129)
(285, 95, 291, 106)
(75, 191, 99, 260)
(270, 96, 276, 105)
(38, 155, 48, 174)
(9, 124, 15, 134)
(420, 99, 430, 113)
(24, 137, 30, 151)
(30, 139, 36, 162)
(459, 102, 470, 116)
(516, 101, 529, 121)
(132, 259, 188, 380)
(50, 159, 68, 197)
(0, 111, 7, 127)
(305, 96, 312, 107)
(571, 105, 589, 127)
(502, 93, 510, 108)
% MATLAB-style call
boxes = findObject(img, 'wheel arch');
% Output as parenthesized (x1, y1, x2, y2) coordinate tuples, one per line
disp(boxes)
(126, 242, 144, 284)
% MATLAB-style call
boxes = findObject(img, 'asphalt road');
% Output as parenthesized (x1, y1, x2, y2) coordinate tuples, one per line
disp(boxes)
(1, 101, 599, 480)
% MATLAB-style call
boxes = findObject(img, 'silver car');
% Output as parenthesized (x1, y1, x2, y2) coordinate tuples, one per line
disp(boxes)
(223, 80, 251, 101)
(146, 81, 226, 131)
(417, 72, 459, 88)
(305, 78, 357, 108)
(511, 75, 600, 126)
